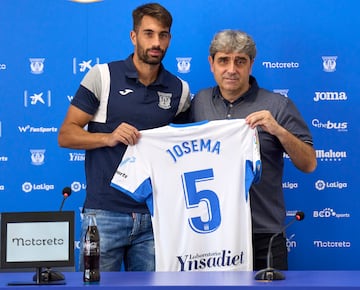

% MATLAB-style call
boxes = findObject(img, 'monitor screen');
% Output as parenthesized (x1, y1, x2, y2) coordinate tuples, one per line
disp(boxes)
(0, 211, 75, 270)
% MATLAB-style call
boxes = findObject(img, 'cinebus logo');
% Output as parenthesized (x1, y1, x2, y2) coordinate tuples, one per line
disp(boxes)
(312, 119, 348, 131)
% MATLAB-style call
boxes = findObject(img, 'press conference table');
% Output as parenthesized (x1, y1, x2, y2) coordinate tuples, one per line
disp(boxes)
(1, 271, 359, 289)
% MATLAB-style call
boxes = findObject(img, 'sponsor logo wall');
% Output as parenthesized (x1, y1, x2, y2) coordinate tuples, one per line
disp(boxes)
(1, 0, 359, 270)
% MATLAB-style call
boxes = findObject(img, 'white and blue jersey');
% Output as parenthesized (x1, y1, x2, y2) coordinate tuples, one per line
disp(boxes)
(111, 119, 261, 271)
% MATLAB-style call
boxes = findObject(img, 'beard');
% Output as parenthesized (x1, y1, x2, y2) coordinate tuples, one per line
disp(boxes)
(136, 45, 166, 65)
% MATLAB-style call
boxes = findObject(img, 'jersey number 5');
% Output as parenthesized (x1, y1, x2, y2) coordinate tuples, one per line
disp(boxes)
(182, 168, 221, 234)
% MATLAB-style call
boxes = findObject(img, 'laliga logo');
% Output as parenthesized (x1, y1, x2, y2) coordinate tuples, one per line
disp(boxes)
(22, 182, 33, 193)
(315, 180, 326, 191)
(22, 182, 54, 192)
(71, 181, 86, 192)
(315, 179, 347, 190)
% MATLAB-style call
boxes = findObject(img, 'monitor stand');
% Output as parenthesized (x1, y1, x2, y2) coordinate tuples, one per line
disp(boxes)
(7, 267, 66, 286)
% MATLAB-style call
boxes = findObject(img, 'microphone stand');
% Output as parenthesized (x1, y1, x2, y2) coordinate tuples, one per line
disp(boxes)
(254, 212, 305, 281)
(59, 197, 66, 211)
(254, 232, 285, 281)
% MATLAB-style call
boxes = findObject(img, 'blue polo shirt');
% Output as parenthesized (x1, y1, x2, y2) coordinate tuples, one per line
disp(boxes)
(71, 54, 190, 213)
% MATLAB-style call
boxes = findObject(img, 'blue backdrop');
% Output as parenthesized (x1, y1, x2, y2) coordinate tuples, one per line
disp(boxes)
(1, 0, 359, 271)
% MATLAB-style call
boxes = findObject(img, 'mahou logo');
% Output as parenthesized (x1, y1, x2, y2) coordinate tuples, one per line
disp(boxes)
(316, 149, 347, 161)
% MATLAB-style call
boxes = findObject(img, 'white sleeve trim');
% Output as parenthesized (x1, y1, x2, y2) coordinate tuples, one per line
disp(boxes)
(92, 63, 110, 123)
(175, 77, 191, 116)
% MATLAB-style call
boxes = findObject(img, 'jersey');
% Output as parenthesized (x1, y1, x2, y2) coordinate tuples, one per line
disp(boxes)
(110, 119, 261, 271)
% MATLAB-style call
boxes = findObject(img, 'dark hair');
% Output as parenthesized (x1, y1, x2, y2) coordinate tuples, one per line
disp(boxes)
(132, 3, 173, 32)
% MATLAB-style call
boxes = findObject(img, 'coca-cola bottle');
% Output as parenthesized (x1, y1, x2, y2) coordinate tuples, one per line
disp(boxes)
(83, 213, 100, 283)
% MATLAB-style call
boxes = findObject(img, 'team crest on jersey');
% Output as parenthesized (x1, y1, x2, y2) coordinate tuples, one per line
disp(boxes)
(157, 92, 172, 109)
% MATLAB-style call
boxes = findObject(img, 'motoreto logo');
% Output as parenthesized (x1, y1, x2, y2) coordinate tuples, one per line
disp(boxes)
(262, 61, 299, 69)
(11, 236, 64, 247)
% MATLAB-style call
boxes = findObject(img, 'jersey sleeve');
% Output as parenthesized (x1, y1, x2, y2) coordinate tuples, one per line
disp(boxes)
(71, 64, 104, 116)
(110, 145, 152, 207)
(252, 127, 262, 183)
(244, 127, 262, 200)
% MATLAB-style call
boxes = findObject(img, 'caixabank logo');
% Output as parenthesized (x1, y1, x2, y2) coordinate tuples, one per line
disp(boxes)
(72, 57, 100, 74)
(23, 90, 51, 107)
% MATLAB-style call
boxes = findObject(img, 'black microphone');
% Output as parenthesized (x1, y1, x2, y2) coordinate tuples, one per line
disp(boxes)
(254, 211, 305, 281)
(59, 186, 72, 211)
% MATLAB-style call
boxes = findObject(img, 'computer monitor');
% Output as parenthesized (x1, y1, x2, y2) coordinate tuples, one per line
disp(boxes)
(0, 211, 75, 285)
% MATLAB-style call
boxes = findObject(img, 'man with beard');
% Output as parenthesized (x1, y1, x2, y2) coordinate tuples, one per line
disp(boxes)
(58, 3, 190, 271)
